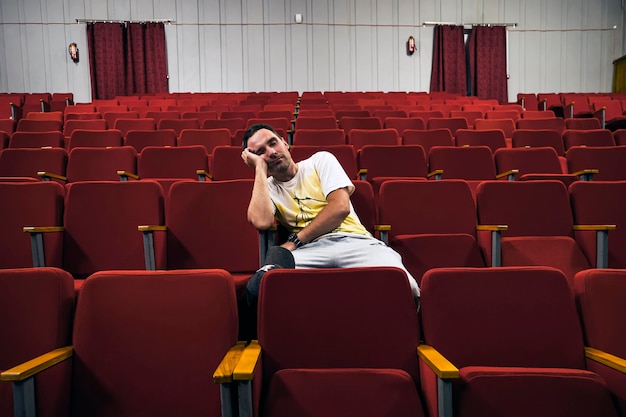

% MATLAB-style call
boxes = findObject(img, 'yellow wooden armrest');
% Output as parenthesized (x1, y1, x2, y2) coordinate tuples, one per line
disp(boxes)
(233, 340, 261, 381)
(0, 346, 73, 382)
(116, 170, 139, 180)
(213, 342, 247, 384)
(23, 226, 64, 233)
(417, 344, 460, 379)
(37, 171, 67, 181)
(571, 169, 599, 177)
(137, 225, 167, 232)
(573, 224, 617, 231)
(476, 225, 508, 232)
(495, 169, 518, 180)
(374, 225, 391, 232)
(357, 168, 368, 180)
(427, 169, 444, 179)
(585, 347, 626, 374)
(196, 169, 212, 181)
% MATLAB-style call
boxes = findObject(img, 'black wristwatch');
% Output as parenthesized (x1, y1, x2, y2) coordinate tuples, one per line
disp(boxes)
(287, 232, 304, 248)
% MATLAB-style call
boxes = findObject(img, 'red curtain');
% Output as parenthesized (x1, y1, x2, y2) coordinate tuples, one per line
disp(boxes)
(429, 25, 467, 95)
(87, 23, 126, 100)
(87, 22, 168, 100)
(468, 25, 508, 103)
(126, 23, 169, 95)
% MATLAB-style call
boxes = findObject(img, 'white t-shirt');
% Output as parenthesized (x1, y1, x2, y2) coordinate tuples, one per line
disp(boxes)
(268, 151, 370, 237)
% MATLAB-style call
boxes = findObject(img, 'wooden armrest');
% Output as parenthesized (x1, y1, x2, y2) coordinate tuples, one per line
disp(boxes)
(495, 169, 518, 180)
(573, 224, 616, 231)
(138, 225, 167, 232)
(233, 340, 262, 381)
(196, 169, 212, 181)
(571, 169, 599, 181)
(357, 168, 368, 180)
(117, 170, 139, 180)
(37, 171, 67, 182)
(585, 347, 626, 374)
(374, 225, 391, 232)
(213, 342, 247, 384)
(23, 226, 64, 233)
(0, 346, 73, 382)
(476, 225, 508, 232)
(427, 169, 443, 179)
(417, 344, 460, 379)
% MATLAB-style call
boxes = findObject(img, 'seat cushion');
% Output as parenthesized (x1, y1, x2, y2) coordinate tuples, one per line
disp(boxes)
(265, 368, 424, 417)
(458, 366, 618, 417)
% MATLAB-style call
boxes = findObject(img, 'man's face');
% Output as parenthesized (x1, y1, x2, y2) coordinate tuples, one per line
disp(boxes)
(246, 128, 293, 176)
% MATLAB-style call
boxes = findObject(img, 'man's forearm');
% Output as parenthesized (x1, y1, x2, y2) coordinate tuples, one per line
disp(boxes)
(247, 165, 275, 230)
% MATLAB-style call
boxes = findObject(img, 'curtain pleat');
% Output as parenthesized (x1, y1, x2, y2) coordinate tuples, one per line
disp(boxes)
(468, 26, 508, 103)
(87, 22, 168, 100)
(429, 25, 467, 95)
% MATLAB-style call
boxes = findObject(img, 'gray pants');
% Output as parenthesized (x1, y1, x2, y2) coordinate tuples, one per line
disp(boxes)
(291, 233, 420, 298)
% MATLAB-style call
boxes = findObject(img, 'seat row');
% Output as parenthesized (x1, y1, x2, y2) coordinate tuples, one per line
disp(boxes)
(1, 178, 625, 288)
(1, 265, 625, 417)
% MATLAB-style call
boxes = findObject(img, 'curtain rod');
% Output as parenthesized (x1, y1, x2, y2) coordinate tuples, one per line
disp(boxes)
(75, 18, 174, 24)
(422, 21, 517, 28)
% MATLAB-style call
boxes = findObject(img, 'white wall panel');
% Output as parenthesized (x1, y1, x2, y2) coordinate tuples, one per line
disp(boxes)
(0, 0, 624, 101)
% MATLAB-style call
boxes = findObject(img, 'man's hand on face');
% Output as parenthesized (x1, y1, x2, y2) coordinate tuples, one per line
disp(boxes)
(241, 148, 267, 170)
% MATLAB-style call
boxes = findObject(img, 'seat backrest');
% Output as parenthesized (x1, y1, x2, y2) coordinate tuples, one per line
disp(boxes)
(144, 110, 180, 124)
(63, 119, 108, 137)
(402, 128, 454, 156)
(566, 146, 626, 181)
(0, 182, 65, 268)
(63, 181, 165, 277)
(71, 269, 237, 417)
(102, 111, 139, 129)
(290, 145, 357, 179)
(0, 267, 74, 417)
(521, 110, 556, 119)
(421, 266, 586, 369)
(517, 117, 566, 132)
(511, 129, 566, 155)
(66, 146, 137, 182)
(570, 181, 626, 268)
(202, 118, 246, 135)
(210, 145, 255, 180)
(113, 118, 156, 136)
(574, 269, 626, 359)
(178, 128, 232, 154)
(339, 116, 382, 134)
(455, 128, 507, 152)
(9, 131, 65, 148)
(476, 180, 574, 237)
(348, 128, 399, 151)
(292, 129, 346, 146)
(407, 110, 445, 122)
(486, 110, 521, 121)
(428, 145, 496, 180)
(124, 129, 177, 153)
(0, 119, 16, 135)
(378, 179, 478, 241)
(494, 146, 564, 176)
(165, 180, 259, 272)
(474, 118, 516, 138)
(563, 129, 616, 149)
(156, 118, 199, 136)
(294, 116, 338, 130)
(384, 117, 426, 136)
(426, 117, 469, 135)
(67, 129, 124, 151)
(258, 267, 420, 381)
(138, 145, 208, 179)
(0, 147, 68, 180)
(564, 118, 602, 130)
(613, 129, 626, 146)
(16, 119, 63, 133)
(357, 145, 426, 180)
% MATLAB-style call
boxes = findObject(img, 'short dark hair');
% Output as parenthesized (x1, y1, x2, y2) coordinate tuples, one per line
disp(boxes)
(242, 123, 280, 150)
